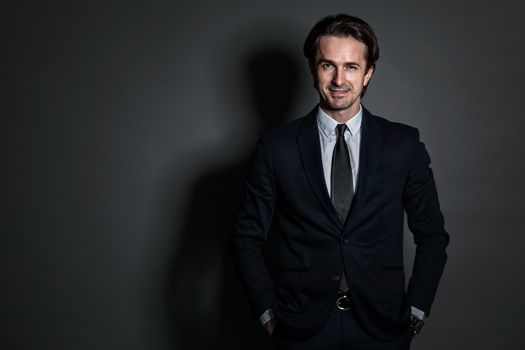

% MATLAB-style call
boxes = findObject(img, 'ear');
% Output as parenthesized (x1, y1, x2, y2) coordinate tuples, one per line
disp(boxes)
(364, 65, 375, 86)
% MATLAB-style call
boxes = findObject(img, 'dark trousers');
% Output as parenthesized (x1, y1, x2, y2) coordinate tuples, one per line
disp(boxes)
(273, 307, 412, 350)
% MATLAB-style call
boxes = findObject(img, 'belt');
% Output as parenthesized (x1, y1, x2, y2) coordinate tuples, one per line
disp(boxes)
(336, 293, 352, 311)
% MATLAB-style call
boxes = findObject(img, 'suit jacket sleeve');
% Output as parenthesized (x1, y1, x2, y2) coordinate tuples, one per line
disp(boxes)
(403, 128, 449, 316)
(230, 135, 277, 318)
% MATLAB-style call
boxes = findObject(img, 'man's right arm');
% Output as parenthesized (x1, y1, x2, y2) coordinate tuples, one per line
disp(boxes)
(230, 136, 278, 320)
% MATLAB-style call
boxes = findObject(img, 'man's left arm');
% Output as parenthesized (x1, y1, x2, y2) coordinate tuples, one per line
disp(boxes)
(403, 127, 449, 320)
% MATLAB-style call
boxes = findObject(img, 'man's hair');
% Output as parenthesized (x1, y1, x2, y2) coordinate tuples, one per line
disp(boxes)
(303, 14, 380, 72)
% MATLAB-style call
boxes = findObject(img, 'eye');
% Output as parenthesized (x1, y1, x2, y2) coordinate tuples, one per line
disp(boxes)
(345, 64, 358, 70)
(320, 62, 334, 70)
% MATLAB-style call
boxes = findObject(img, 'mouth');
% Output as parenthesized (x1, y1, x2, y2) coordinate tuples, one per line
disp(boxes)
(329, 89, 350, 97)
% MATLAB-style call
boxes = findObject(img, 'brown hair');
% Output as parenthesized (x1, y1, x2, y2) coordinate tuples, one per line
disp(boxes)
(304, 14, 380, 72)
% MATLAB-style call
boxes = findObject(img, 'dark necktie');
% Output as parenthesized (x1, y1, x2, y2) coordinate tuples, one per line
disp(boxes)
(331, 123, 354, 224)
(331, 123, 353, 294)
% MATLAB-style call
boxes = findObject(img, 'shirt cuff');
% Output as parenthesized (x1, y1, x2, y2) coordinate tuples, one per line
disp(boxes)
(259, 308, 274, 325)
(411, 306, 425, 320)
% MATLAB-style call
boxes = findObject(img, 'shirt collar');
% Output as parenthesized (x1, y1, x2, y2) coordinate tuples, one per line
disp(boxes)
(317, 104, 363, 137)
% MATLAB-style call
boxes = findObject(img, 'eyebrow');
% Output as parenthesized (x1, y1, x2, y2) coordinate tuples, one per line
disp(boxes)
(317, 58, 361, 67)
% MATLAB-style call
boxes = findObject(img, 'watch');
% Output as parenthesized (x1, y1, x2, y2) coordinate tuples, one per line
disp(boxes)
(410, 315, 425, 335)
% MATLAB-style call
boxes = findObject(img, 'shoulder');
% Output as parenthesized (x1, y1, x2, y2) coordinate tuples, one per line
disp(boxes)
(259, 111, 312, 146)
(364, 110, 425, 162)
(264, 116, 307, 137)
(372, 113, 417, 136)
(367, 111, 420, 146)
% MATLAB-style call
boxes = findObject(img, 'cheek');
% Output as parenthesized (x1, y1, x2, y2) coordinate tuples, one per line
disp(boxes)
(315, 75, 324, 87)
(351, 76, 365, 88)
(316, 71, 332, 85)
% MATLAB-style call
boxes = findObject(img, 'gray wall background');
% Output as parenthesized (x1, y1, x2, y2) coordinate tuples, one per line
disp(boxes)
(3, 0, 525, 349)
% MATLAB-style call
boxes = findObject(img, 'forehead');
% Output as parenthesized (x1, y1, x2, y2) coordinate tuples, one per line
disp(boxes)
(316, 35, 368, 63)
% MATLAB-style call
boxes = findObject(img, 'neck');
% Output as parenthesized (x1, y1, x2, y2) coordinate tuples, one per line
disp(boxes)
(319, 102, 361, 123)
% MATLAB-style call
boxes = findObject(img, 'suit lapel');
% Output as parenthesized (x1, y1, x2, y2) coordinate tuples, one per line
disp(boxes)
(297, 106, 383, 236)
(297, 108, 343, 233)
(343, 107, 382, 234)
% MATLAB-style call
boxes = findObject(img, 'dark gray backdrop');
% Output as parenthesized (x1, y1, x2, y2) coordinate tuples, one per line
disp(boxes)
(3, 1, 525, 349)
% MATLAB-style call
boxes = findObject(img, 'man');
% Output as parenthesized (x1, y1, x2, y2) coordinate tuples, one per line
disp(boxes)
(231, 14, 449, 349)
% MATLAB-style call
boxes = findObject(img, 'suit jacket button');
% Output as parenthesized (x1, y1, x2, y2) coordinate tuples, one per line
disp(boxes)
(331, 275, 341, 281)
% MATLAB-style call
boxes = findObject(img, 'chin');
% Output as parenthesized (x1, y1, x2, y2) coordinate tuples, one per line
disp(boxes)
(326, 100, 353, 111)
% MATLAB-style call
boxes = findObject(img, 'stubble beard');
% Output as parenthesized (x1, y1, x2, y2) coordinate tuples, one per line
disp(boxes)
(320, 90, 359, 113)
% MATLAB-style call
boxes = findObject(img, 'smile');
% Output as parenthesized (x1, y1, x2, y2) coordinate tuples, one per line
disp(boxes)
(329, 89, 350, 96)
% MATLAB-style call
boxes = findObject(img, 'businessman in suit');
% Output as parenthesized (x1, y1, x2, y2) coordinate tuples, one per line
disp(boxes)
(231, 14, 449, 349)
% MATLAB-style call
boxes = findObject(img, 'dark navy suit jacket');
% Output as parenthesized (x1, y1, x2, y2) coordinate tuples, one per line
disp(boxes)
(231, 106, 449, 341)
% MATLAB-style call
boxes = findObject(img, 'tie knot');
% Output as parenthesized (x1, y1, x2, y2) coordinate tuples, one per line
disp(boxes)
(336, 124, 347, 138)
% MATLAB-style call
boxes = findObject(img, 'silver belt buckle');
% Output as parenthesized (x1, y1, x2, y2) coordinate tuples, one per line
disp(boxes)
(336, 294, 351, 310)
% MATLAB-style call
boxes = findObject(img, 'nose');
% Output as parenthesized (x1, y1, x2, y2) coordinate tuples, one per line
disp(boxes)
(332, 68, 344, 86)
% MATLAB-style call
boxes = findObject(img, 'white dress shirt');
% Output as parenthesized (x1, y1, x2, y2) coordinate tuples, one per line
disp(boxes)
(317, 105, 361, 195)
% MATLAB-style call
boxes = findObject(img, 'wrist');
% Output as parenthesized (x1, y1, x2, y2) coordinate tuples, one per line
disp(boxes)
(410, 314, 425, 335)
(259, 308, 274, 326)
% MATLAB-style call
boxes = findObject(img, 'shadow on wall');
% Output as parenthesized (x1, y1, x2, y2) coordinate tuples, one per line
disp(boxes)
(166, 44, 302, 349)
